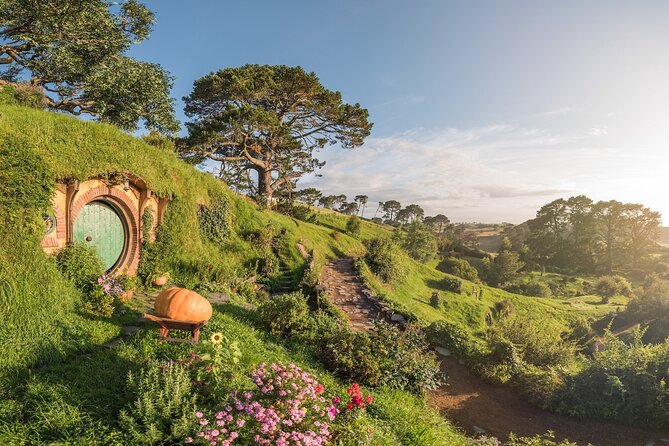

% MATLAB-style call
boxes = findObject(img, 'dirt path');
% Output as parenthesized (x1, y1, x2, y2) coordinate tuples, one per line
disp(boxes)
(320, 257, 669, 446)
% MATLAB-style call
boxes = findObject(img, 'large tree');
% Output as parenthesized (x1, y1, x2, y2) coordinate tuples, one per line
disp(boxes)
(424, 214, 451, 236)
(381, 200, 401, 223)
(182, 65, 372, 206)
(354, 195, 368, 217)
(295, 188, 322, 206)
(0, 0, 178, 132)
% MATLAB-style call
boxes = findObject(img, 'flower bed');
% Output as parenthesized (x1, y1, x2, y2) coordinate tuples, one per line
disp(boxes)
(190, 362, 347, 445)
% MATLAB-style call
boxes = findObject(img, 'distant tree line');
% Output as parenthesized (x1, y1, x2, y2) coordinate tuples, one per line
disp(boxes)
(521, 195, 661, 274)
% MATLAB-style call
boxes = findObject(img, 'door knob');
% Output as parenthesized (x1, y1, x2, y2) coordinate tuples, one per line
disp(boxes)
(85, 235, 92, 242)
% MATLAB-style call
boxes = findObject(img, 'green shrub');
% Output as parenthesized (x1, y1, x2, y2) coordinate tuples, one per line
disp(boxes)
(318, 322, 442, 393)
(436, 257, 479, 282)
(258, 292, 309, 335)
(0, 84, 46, 108)
(429, 292, 443, 309)
(363, 238, 408, 283)
(371, 322, 443, 393)
(81, 285, 115, 318)
(441, 277, 462, 294)
(493, 299, 516, 318)
(55, 242, 105, 291)
(504, 432, 578, 446)
(198, 195, 231, 243)
(346, 215, 362, 238)
(504, 280, 552, 298)
(395, 221, 438, 263)
(556, 331, 669, 427)
(141, 209, 153, 242)
(488, 316, 575, 368)
(319, 326, 383, 385)
(425, 320, 480, 358)
(593, 275, 632, 303)
(119, 362, 196, 445)
(291, 203, 316, 223)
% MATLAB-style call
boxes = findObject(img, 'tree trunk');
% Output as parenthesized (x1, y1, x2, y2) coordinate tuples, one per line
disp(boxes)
(256, 168, 273, 208)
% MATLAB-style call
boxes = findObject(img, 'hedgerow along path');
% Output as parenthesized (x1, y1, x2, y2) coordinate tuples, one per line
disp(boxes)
(320, 257, 669, 446)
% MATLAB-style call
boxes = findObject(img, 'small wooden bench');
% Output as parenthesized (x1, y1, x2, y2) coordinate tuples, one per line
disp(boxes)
(142, 314, 207, 344)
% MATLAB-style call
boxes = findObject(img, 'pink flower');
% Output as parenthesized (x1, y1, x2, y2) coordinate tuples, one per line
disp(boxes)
(196, 411, 204, 419)
(184, 438, 193, 443)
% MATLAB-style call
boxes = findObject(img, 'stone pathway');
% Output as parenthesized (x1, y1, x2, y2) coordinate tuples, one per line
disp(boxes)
(320, 258, 385, 331)
(320, 256, 669, 446)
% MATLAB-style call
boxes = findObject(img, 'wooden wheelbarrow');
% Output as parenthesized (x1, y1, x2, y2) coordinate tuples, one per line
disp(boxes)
(142, 314, 208, 344)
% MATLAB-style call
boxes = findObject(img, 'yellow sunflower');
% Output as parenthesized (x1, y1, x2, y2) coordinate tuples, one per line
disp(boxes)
(210, 332, 224, 345)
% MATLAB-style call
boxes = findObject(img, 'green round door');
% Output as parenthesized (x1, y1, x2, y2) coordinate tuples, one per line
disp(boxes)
(74, 201, 126, 271)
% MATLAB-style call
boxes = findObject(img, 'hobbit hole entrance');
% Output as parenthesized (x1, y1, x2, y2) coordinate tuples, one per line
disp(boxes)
(73, 201, 127, 271)
(40, 175, 169, 276)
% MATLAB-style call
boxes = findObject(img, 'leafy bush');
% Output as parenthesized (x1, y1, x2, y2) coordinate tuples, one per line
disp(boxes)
(483, 249, 524, 287)
(441, 277, 462, 294)
(425, 320, 482, 358)
(488, 316, 575, 368)
(395, 221, 438, 263)
(593, 275, 632, 303)
(436, 257, 479, 282)
(55, 242, 105, 291)
(346, 215, 362, 238)
(258, 292, 309, 335)
(0, 84, 46, 108)
(119, 362, 197, 445)
(363, 238, 408, 283)
(198, 196, 231, 243)
(504, 280, 552, 298)
(493, 299, 516, 318)
(319, 326, 383, 385)
(557, 331, 669, 428)
(430, 292, 443, 309)
(291, 203, 317, 223)
(371, 323, 443, 393)
(141, 209, 153, 242)
(82, 283, 116, 318)
(319, 322, 442, 393)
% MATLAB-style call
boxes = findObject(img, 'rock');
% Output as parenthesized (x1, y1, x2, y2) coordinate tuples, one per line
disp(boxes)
(390, 313, 406, 323)
(122, 326, 141, 337)
(435, 347, 451, 356)
(472, 425, 487, 435)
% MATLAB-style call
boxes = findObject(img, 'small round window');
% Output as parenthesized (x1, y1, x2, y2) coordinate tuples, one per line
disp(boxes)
(43, 209, 56, 236)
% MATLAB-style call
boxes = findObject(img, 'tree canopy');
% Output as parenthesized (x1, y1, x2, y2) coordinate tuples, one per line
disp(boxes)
(525, 196, 661, 273)
(182, 64, 372, 206)
(0, 0, 178, 133)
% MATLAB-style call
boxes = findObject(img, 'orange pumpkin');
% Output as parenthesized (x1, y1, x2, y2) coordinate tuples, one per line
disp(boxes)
(154, 287, 212, 322)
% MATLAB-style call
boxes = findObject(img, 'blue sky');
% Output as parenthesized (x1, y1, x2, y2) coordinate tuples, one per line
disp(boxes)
(131, 1, 669, 223)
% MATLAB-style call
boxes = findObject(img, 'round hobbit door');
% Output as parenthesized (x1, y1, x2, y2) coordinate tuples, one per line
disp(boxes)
(73, 201, 126, 271)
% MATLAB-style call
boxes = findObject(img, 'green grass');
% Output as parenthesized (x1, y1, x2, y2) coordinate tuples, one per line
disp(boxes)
(0, 103, 372, 376)
(359, 251, 620, 340)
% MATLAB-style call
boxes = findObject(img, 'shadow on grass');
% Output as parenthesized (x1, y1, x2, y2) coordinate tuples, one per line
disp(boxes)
(425, 278, 448, 291)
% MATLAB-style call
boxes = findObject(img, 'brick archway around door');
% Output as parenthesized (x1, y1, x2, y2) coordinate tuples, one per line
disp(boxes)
(71, 186, 140, 274)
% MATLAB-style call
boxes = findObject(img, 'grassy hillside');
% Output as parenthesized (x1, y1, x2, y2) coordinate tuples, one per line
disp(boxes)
(0, 102, 473, 444)
(0, 102, 375, 376)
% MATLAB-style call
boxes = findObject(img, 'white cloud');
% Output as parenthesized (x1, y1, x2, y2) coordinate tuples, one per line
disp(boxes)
(298, 113, 669, 223)
(301, 124, 583, 222)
